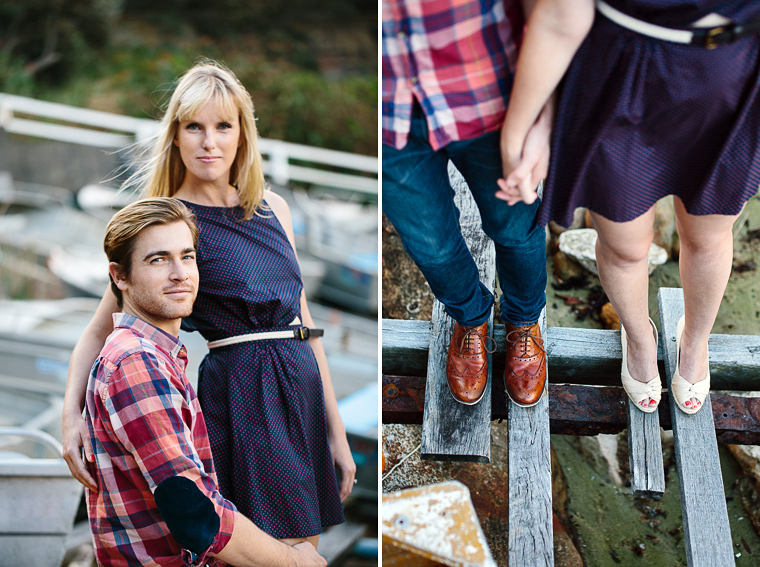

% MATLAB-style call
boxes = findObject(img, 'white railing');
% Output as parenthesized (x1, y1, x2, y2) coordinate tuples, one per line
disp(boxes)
(0, 93, 378, 195)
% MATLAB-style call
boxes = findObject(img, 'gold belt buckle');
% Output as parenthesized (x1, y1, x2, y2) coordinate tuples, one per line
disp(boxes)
(297, 327, 311, 340)
(704, 26, 726, 49)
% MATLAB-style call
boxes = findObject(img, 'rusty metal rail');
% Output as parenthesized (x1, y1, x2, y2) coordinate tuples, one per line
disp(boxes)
(383, 375, 760, 445)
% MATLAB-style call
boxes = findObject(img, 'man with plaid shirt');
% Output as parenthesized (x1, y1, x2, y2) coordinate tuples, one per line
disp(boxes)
(84, 198, 325, 567)
(382, 0, 551, 408)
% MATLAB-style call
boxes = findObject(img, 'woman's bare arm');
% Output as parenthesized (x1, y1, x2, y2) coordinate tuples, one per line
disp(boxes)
(61, 286, 119, 489)
(500, 0, 595, 203)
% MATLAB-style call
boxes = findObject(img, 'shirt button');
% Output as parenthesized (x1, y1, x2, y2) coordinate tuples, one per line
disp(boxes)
(410, 77, 418, 84)
(398, 31, 405, 38)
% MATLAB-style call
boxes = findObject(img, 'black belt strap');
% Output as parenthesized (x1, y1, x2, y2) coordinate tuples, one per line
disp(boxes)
(691, 19, 760, 49)
(296, 327, 324, 340)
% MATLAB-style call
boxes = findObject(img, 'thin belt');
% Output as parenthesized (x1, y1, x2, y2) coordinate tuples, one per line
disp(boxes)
(596, 0, 760, 49)
(207, 317, 324, 349)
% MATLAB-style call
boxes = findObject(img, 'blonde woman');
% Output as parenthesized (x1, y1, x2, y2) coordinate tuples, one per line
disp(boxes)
(499, 0, 760, 415)
(62, 60, 354, 548)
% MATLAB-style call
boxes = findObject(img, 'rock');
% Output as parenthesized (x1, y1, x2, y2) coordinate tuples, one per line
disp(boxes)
(554, 516, 585, 567)
(382, 214, 435, 321)
(549, 208, 588, 236)
(727, 444, 760, 535)
(558, 228, 668, 276)
(653, 196, 678, 260)
(553, 250, 588, 283)
(600, 302, 620, 330)
(572, 435, 624, 487)
(584, 208, 594, 229)
(549, 221, 566, 236)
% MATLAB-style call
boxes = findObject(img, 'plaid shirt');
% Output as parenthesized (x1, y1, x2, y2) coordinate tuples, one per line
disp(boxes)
(85, 314, 236, 567)
(382, 0, 525, 151)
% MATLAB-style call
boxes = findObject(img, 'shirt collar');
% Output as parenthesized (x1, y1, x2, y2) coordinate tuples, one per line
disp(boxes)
(112, 312, 187, 363)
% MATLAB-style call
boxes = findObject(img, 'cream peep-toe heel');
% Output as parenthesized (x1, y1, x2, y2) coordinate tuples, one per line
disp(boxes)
(620, 318, 662, 413)
(671, 316, 710, 415)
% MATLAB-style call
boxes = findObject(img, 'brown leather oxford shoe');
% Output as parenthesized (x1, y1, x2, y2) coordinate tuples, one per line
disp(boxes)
(446, 321, 491, 405)
(504, 322, 547, 407)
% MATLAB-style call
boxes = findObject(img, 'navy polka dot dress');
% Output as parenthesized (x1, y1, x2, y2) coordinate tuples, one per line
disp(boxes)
(179, 199, 344, 539)
(539, 0, 760, 228)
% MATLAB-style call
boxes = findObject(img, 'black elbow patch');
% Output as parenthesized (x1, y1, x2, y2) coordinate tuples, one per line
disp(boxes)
(154, 476, 221, 554)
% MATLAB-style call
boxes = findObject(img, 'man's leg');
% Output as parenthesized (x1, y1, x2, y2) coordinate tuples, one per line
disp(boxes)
(450, 131, 548, 407)
(383, 109, 494, 404)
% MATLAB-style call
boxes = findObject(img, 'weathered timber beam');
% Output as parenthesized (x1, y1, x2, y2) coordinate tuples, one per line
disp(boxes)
(382, 375, 760, 445)
(508, 309, 553, 566)
(420, 165, 495, 463)
(658, 288, 733, 564)
(382, 319, 760, 390)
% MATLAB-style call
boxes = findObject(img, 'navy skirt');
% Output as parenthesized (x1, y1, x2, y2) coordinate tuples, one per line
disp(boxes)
(539, 11, 760, 228)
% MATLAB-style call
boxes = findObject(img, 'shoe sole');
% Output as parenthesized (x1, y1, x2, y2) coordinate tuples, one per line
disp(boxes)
(506, 381, 547, 408)
(446, 378, 488, 406)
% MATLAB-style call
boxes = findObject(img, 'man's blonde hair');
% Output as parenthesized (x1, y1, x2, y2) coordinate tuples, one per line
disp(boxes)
(104, 197, 198, 307)
(124, 60, 266, 219)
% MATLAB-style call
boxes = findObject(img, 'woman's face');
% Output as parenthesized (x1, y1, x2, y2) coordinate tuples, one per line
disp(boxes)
(173, 99, 243, 187)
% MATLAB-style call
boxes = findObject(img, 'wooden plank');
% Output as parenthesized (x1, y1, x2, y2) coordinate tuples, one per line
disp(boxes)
(624, 325, 665, 499)
(317, 522, 365, 566)
(382, 319, 760, 390)
(421, 164, 495, 462)
(382, 319, 431, 376)
(657, 288, 734, 566)
(626, 400, 665, 498)
(507, 308, 553, 566)
(381, 541, 445, 567)
(382, 376, 760, 444)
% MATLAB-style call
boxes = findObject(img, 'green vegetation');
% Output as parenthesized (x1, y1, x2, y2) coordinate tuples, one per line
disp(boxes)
(0, 1, 377, 155)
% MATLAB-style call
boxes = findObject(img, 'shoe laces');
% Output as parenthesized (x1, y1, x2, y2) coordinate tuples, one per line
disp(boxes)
(507, 327, 545, 358)
(458, 326, 497, 354)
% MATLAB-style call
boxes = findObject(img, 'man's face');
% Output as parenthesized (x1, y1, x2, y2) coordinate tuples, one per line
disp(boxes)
(112, 221, 199, 334)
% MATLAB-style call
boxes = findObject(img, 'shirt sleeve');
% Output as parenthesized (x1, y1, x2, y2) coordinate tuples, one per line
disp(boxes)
(105, 349, 236, 564)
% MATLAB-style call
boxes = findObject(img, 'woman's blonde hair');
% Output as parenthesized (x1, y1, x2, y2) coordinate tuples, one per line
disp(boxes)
(124, 60, 266, 218)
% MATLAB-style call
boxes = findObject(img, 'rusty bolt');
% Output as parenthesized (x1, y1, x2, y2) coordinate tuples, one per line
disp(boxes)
(383, 384, 400, 398)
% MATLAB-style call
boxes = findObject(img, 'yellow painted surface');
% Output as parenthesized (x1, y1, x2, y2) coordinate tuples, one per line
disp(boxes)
(382, 481, 496, 567)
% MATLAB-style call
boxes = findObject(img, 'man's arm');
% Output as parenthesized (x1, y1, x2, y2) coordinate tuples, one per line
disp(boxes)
(218, 514, 326, 567)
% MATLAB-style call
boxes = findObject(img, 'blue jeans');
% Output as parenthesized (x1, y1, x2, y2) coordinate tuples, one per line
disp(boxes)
(383, 108, 547, 327)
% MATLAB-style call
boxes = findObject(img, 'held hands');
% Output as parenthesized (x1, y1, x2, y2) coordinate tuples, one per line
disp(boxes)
(496, 102, 553, 206)
(329, 429, 357, 501)
(291, 542, 327, 567)
(62, 410, 97, 491)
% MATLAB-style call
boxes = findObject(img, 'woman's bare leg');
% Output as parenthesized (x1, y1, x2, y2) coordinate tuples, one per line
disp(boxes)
(590, 207, 659, 408)
(280, 535, 320, 549)
(674, 197, 740, 410)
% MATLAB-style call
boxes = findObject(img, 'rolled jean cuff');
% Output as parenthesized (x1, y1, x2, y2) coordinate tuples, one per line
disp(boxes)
(443, 281, 494, 327)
